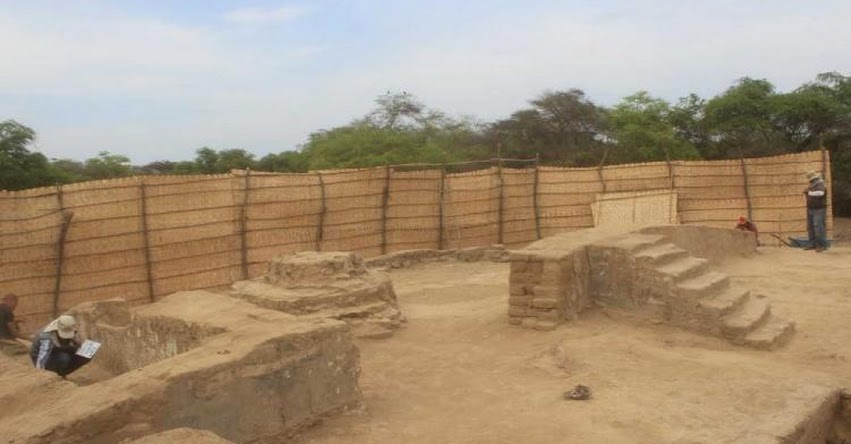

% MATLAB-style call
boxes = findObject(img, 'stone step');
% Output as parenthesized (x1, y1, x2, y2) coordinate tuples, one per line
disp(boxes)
(634, 243, 689, 266)
(697, 287, 750, 318)
(743, 316, 795, 350)
(595, 234, 667, 253)
(655, 257, 710, 282)
(722, 299, 771, 340)
(676, 271, 730, 299)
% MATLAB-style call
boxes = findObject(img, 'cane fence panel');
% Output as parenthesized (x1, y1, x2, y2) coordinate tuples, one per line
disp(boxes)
(0, 151, 832, 331)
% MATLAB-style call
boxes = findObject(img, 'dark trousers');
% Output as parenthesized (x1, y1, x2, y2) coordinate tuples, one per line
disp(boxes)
(806, 208, 828, 249)
(38, 350, 91, 377)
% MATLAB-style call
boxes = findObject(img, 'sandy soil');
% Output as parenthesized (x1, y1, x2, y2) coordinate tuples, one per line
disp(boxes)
(291, 227, 851, 443)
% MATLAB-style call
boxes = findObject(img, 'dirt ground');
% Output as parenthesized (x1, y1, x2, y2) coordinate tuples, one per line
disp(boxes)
(291, 219, 851, 444)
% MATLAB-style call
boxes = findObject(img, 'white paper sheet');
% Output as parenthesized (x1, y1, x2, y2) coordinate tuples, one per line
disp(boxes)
(75, 339, 101, 359)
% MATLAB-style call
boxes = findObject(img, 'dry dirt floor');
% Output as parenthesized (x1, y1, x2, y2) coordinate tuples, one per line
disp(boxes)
(292, 221, 851, 444)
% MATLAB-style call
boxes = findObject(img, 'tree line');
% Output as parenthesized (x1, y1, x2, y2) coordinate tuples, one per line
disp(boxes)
(2, 73, 850, 215)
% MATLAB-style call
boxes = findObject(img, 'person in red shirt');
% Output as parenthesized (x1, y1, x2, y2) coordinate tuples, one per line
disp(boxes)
(735, 216, 760, 246)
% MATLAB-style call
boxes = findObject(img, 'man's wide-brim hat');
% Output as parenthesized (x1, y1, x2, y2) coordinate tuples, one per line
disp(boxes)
(44, 315, 77, 339)
(806, 170, 821, 181)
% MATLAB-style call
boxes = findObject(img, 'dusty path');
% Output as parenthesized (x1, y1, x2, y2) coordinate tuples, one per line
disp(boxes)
(292, 243, 851, 443)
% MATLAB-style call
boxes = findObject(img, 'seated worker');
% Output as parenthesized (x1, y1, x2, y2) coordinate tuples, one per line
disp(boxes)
(735, 216, 760, 246)
(0, 293, 28, 356)
(0, 293, 21, 340)
(735, 216, 758, 235)
(29, 315, 90, 378)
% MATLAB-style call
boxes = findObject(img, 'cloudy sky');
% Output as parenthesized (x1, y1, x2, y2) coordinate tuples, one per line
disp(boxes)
(2, 0, 850, 163)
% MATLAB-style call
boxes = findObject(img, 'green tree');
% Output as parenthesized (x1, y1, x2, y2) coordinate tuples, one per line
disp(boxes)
(194, 147, 220, 174)
(257, 151, 309, 172)
(608, 92, 700, 163)
(490, 89, 608, 165)
(0, 120, 61, 190)
(703, 78, 787, 158)
(82, 151, 133, 179)
(299, 92, 484, 170)
(216, 149, 256, 172)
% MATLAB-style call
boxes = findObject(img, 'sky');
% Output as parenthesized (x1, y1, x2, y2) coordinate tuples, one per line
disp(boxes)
(2, 0, 850, 164)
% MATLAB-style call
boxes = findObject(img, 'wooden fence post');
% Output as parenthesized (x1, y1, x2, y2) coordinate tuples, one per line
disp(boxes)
(51, 184, 72, 317)
(316, 172, 326, 251)
(533, 153, 541, 240)
(438, 164, 446, 250)
(239, 169, 251, 280)
(495, 158, 504, 245)
(139, 182, 155, 303)
(664, 150, 678, 224)
(597, 148, 609, 194)
(739, 154, 754, 222)
(380, 166, 391, 254)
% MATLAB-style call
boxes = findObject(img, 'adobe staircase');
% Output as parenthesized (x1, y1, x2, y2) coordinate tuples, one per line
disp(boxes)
(597, 234, 795, 350)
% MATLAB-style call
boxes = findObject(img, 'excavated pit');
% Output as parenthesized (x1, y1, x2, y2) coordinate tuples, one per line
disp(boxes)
(750, 389, 851, 444)
(66, 299, 227, 383)
(0, 291, 362, 444)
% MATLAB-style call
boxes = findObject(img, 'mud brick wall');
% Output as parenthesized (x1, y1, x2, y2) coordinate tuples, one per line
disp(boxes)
(508, 250, 592, 330)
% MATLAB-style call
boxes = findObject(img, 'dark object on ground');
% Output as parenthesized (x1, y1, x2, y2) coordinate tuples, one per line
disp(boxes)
(770, 233, 791, 247)
(563, 384, 591, 400)
(788, 237, 834, 249)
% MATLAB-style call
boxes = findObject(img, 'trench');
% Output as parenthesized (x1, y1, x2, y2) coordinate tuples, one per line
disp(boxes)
(71, 314, 225, 385)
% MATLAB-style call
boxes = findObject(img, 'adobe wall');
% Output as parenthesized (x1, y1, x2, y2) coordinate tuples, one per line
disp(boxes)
(641, 224, 757, 264)
(508, 225, 760, 329)
(0, 292, 362, 444)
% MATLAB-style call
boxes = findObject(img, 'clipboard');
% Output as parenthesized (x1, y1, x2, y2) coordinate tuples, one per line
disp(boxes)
(75, 340, 101, 359)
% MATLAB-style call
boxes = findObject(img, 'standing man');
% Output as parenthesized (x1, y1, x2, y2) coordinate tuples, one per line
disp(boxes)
(804, 170, 828, 252)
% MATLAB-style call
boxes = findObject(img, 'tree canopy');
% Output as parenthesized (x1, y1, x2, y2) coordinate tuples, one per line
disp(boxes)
(3, 73, 851, 214)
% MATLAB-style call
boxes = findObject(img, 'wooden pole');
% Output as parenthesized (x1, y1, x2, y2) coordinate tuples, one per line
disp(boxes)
(495, 156, 504, 245)
(239, 169, 251, 280)
(380, 166, 392, 254)
(139, 183, 156, 303)
(533, 153, 542, 240)
(438, 164, 446, 250)
(52, 183, 73, 317)
(664, 149, 677, 224)
(316, 172, 326, 251)
(597, 147, 609, 194)
(738, 152, 754, 222)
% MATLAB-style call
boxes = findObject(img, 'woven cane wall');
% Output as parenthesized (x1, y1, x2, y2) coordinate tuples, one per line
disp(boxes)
(0, 150, 831, 332)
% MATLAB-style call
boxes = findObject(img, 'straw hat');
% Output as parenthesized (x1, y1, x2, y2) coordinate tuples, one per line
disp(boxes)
(805, 170, 821, 181)
(44, 315, 77, 339)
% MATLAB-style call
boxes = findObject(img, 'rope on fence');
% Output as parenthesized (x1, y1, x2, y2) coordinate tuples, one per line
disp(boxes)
(380, 166, 391, 254)
(316, 171, 326, 251)
(139, 183, 155, 302)
(239, 169, 251, 280)
(533, 153, 542, 240)
(438, 164, 446, 250)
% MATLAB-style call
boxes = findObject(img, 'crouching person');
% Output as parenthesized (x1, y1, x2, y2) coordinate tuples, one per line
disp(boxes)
(29, 315, 90, 378)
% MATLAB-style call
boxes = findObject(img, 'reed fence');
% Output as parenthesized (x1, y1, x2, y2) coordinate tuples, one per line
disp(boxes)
(0, 150, 832, 332)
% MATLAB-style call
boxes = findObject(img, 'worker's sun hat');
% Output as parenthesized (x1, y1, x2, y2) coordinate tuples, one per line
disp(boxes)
(805, 170, 821, 181)
(44, 315, 77, 339)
